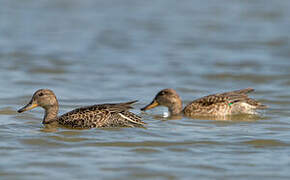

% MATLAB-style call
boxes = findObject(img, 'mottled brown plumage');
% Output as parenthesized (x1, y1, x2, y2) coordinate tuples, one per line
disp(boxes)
(18, 89, 145, 128)
(141, 88, 267, 117)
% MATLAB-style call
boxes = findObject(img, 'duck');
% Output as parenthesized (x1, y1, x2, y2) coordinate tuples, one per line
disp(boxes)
(18, 89, 145, 128)
(141, 88, 267, 117)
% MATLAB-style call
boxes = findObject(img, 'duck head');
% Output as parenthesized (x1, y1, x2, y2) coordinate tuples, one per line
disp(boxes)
(141, 88, 183, 115)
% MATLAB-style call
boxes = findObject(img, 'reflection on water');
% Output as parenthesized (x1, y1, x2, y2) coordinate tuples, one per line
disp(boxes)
(1, 0, 290, 179)
(188, 114, 265, 122)
(243, 139, 289, 148)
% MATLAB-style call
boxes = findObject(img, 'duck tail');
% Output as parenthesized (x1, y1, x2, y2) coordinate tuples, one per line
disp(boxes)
(255, 104, 268, 109)
(231, 88, 255, 94)
(244, 97, 268, 109)
(118, 100, 138, 109)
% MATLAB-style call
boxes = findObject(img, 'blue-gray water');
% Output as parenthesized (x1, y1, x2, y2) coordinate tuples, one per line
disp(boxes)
(1, 0, 290, 179)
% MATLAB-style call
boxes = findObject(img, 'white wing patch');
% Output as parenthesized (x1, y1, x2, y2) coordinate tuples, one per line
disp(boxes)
(118, 113, 143, 125)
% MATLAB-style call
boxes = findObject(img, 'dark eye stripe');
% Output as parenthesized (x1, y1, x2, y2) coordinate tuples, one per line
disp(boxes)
(39, 92, 44, 96)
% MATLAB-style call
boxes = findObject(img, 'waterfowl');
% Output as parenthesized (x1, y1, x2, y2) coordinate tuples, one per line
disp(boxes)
(18, 89, 145, 128)
(141, 88, 267, 117)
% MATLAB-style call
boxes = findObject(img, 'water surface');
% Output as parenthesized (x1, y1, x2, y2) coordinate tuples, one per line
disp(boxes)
(1, 0, 290, 179)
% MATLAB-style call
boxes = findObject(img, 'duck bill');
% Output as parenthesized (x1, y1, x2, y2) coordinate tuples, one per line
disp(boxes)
(17, 100, 39, 113)
(141, 100, 159, 111)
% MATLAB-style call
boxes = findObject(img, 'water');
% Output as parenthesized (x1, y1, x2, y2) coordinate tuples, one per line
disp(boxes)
(1, 0, 290, 179)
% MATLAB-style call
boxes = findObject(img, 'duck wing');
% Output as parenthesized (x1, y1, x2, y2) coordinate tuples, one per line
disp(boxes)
(189, 88, 256, 106)
(57, 100, 144, 128)
(183, 88, 267, 116)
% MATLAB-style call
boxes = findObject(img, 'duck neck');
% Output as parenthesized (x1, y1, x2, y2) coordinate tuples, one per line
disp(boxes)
(43, 104, 59, 124)
(168, 98, 183, 116)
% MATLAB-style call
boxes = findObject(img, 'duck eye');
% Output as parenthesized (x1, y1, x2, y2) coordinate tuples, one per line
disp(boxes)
(160, 91, 166, 95)
(39, 92, 44, 97)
